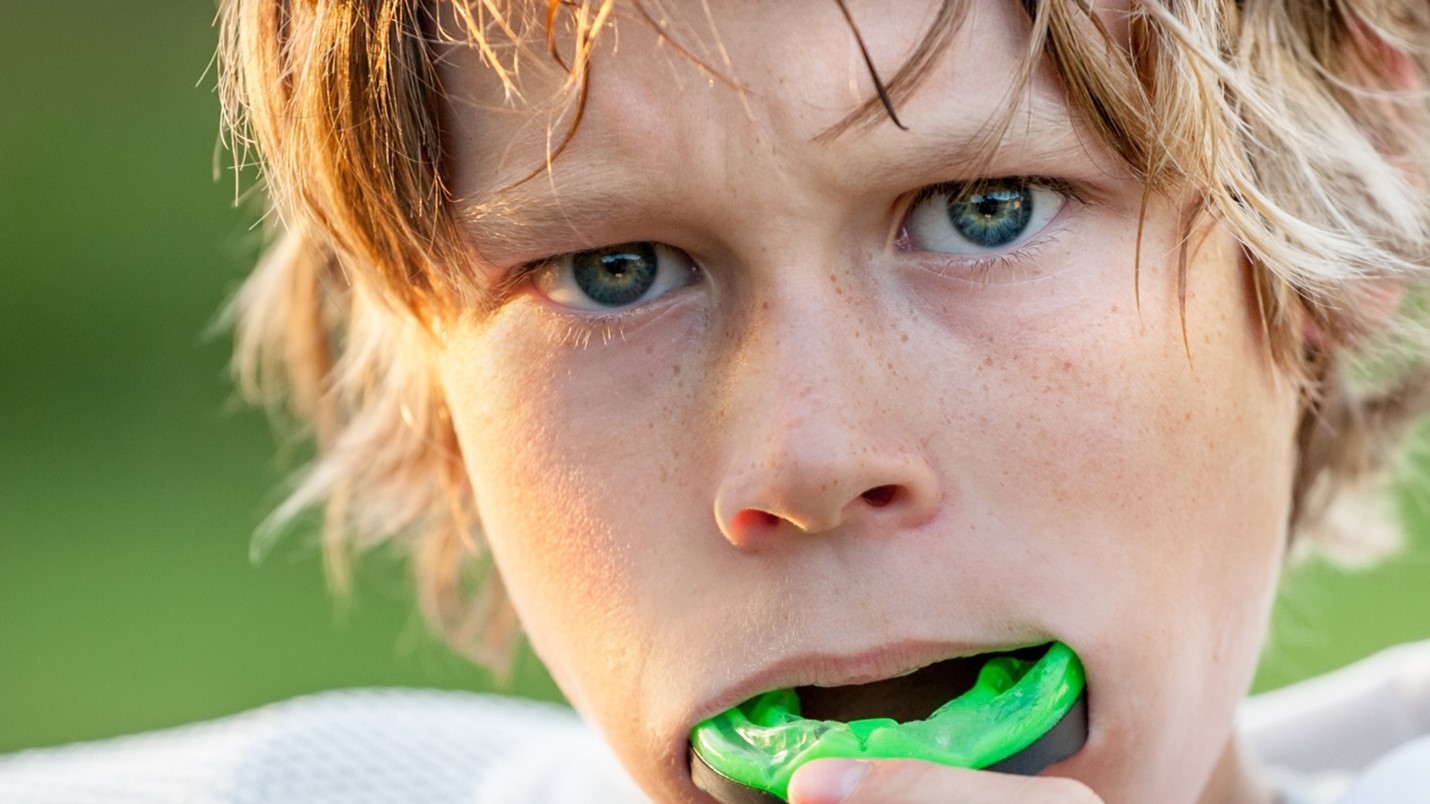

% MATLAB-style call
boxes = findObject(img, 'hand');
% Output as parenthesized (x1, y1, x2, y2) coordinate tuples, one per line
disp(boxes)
(787, 759, 1104, 804)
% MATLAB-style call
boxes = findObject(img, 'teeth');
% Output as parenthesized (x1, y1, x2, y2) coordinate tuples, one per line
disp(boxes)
(812, 664, 922, 689)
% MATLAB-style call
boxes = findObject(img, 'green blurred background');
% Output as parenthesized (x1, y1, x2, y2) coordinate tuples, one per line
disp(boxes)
(1, 1, 1428, 757)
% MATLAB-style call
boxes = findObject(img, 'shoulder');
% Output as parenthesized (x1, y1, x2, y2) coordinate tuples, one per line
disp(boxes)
(1338, 736, 1430, 803)
(1241, 640, 1430, 803)
(0, 688, 647, 804)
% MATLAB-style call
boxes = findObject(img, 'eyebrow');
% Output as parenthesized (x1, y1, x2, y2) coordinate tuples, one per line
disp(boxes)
(834, 95, 1092, 191)
(456, 166, 653, 264)
(455, 94, 1090, 264)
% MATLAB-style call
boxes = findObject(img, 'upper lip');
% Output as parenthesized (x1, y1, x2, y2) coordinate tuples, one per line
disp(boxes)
(687, 637, 1052, 731)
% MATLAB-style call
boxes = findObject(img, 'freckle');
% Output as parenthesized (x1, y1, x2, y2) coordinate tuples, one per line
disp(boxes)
(645, 343, 654, 355)
(1111, 304, 1120, 314)
(983, 356, 994, 368)
(672, 364, 681, 375)
(762, 301, 769, 310)
(1062, 360, 1072, 372)
(901, 334, 909, 343)
(835, 286, 843, 295)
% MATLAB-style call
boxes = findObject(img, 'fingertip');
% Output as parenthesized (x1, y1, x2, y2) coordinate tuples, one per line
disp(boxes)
(788, 759, 870, 804)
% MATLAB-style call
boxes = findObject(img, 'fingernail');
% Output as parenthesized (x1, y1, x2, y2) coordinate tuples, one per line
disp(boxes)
(789, 759, 870, 804)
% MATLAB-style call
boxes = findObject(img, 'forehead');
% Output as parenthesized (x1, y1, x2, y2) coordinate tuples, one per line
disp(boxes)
(441, 3, 1060, 158)
(436, 0, 1115, 260)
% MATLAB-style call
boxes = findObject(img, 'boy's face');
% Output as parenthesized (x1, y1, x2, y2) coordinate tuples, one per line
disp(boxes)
(436, 1, 1301, 801)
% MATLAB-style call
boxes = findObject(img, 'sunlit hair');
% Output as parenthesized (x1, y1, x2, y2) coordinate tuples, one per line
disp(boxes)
(219, 0, 1430, 671)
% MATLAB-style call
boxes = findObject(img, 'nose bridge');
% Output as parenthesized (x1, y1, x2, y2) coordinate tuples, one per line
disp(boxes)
(741, 275, 883, 437)
(712, 267, 940, 547)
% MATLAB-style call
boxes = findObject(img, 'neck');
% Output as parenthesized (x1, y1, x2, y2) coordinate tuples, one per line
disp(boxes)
(1199, 732, 1278, 804)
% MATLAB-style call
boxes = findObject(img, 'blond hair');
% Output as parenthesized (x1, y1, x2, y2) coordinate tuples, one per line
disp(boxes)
(218, 0, 1430, 670)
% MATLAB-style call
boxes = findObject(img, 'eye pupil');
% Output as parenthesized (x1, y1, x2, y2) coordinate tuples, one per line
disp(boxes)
(973, 193, 1017, 218)
(602, 253, 637, 276)
(950, 180, 1034, 248)
(574, 243, 659, 306)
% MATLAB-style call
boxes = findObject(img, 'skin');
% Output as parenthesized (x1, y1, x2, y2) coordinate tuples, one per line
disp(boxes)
(434, 1, 1299, 801)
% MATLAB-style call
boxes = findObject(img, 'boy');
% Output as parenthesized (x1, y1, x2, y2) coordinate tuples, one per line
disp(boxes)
(5, 0, 1427, 802)
(219, 0, 1430, 801)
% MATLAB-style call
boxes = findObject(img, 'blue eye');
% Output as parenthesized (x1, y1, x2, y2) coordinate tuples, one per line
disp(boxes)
(903, 178, 1065, 255)
(532, 242, 700, 311)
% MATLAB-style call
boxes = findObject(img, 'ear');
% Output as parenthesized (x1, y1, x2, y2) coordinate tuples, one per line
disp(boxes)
(1334, 12, 1420, 338)
(1342, 9, 1426, 177)
(1296, 276, 1404, 352)
(1347, 278, 1405, 337)
(1345, 13, 1419, 92)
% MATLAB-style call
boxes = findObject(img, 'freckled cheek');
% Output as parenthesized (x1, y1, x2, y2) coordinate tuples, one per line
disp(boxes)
(954, 258, 1295, 608)
(1100, 256, 1279, 483)
(941, 267, 1291, 791)
(992, 336, 1197, 535)
(437, 317, 710, 689)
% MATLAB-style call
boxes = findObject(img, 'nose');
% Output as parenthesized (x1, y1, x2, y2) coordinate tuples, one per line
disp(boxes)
(712, 288, 941, 550)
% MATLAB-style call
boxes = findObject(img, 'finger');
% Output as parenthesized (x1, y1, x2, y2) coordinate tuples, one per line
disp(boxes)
(788, 758, 1104, 804)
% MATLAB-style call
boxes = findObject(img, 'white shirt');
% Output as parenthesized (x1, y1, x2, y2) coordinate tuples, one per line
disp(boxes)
(2, 642, 1428, 803)
(0, 689, 647, 804)
(1242, 640, 1430, 804)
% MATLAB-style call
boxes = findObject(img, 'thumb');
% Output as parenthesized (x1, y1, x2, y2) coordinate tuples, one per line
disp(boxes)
(788, 759, 1104, 804)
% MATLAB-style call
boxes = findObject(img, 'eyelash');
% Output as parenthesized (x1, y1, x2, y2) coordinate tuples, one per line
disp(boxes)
(916, 235, 1065, 285)
(906, 176, 1084, 214)
(506, 273, 665, 347)
(549, 315, 647, 349)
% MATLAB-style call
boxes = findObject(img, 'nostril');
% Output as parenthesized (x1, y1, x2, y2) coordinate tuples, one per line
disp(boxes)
(861, 484, 899, 507)
(732, 509, 783, 531)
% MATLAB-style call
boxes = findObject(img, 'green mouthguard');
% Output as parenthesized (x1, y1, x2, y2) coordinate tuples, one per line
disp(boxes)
(689, 641, 1085, 801)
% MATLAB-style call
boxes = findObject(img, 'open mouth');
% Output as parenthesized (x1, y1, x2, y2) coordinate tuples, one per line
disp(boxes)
(689, 641, 1087, 803)
(795, 643, 1052, 724)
